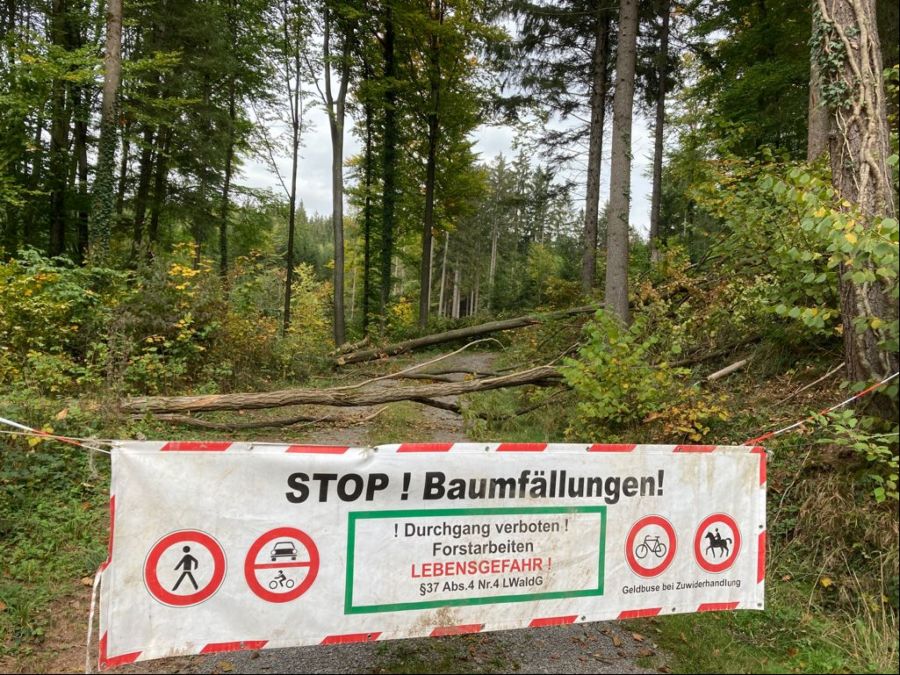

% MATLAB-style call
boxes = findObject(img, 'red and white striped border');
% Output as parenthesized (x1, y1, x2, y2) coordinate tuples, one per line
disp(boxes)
(117, 441, 768, 458)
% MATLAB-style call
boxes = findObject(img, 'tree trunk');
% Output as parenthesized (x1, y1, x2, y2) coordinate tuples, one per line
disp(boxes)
(581, 5, 610, 292)
(48, 0, 70, 257)
(72, 78, 89, 263)
(148, 126, 171, 248)
(380, 2, 398, 326)
(122, 365, 563, 415)
(648, 0, 670, 263)
(807, 55, 830, 162)
(115, 124, 130, 217)
(283, 26, 302, 333)
(219, 85, 236, 277)
(88, 0, 122, 264)
(815, 0, 899, 395)
(488, 220, 498, 310)
(321, 8, 351, 346)
(605, 0, 639, 324)
(452, 263, 461, 319)
(131, 126, 155, 257)
(438, 231, 449, 318)
(419, 0, 442, 329)
(362, 61, 375, 336)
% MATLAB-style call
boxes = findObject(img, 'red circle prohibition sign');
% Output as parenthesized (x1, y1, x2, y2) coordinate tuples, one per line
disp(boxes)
(625, 515, 677, 578)
(244, 527, 319, 603)
(694, 513, 741, 573)
(144, 530, 227, 607)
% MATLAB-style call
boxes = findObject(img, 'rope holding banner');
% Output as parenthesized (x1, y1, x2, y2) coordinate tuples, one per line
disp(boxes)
(85, 566, 103, 675)
(0, 416, 112, 455)
(744, 371, 899, 445)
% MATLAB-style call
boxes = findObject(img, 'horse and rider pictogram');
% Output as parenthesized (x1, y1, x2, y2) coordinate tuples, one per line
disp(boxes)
(693, 514, 741, 573)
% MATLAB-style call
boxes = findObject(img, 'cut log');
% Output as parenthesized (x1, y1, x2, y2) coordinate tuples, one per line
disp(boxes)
(335, 305, 597, 365)
(122, 365, 563, 415)
(706, 359, 748, 382)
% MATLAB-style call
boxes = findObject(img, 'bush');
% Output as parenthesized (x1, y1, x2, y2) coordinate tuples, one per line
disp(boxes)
(561, 310, 728, 441)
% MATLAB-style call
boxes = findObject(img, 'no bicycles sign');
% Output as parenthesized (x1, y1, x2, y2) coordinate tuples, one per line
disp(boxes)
(98, 442, 766, 668)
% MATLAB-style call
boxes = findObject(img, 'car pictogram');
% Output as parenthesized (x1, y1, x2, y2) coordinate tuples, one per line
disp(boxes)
(270, 540, 298, 561)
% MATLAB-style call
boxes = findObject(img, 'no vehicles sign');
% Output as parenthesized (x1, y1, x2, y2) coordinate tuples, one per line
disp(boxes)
(98, 442, 766, 668)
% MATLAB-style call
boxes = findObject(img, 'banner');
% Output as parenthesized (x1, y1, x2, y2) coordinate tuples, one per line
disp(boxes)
(98, 442, 766, 669)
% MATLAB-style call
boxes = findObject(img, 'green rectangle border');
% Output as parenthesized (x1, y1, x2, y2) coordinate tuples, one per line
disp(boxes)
(345, 506, 606, 614)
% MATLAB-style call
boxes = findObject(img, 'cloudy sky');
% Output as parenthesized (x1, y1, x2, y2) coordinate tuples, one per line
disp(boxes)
(240, 103, 656, 238)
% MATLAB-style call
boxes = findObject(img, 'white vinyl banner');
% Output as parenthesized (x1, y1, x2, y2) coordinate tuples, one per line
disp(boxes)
(98, 441, 767, 668)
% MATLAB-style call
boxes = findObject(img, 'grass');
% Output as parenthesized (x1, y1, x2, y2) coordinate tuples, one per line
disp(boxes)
(630, 573, 897, 674)
(0, 444, 108, 651)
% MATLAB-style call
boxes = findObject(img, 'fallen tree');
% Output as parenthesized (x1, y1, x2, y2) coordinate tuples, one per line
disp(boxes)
(122, 365, 562, 415)
(335, 306, 597, 365)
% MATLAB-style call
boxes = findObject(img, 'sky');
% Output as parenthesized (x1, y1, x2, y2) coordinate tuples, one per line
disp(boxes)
(240, 103, 657, 239)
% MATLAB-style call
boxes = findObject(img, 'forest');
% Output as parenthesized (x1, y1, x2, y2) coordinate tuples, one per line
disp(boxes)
(0, 0, 898, 673)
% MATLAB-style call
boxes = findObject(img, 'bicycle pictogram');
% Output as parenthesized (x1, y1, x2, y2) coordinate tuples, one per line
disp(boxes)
(634, 534, 668, 560)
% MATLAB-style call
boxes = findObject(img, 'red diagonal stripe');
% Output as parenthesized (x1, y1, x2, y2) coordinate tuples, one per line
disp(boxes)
(617, 608, 662, 619)
(286, 445, 349, 454)
(673, 445, 717, 453)
(320, 632, 381, 645)
(496, 443, 547, 452)
(98, 633, 141, 670)
(529, 615, 578, 627)
(200, 640, 268, 654)
(430, 624, 484, 636)
(750, 446, 767, 485)
(698, 601, 740, 612)
(588, 444, 636, 452)
(100, 495, 115, 572)
(758, 531, 766, 584)
(397, 443, 454, 452)
(160, 441, 231, 451)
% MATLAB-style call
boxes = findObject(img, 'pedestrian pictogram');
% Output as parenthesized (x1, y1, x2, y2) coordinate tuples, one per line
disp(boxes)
(144, 530, 226, 607)
(625, 515, 676, 577)
(244, 527, 319, 603)
(694, 513, 741, 573)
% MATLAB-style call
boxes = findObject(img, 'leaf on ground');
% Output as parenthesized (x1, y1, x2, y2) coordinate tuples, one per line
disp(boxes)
(632, 632, 645, 642)
(217, 660, 234, 672)
(81, 576, 93, 587)
(612, 634, 622, 647)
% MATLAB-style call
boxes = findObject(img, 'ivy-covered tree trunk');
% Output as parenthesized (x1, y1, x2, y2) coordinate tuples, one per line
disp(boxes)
(581, 4, 610, 293)
(605, 0, 639, 324)
(813, 0, 899, 392)
(88, 0, 122, 264)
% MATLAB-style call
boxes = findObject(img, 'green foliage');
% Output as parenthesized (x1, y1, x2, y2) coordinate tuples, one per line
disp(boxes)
(691, 160, 899, 357)
(0, 248, 333, 398)
(817, 409, 900, 503)
(0, 250, 126, 395)
(560, 310, 728, 441)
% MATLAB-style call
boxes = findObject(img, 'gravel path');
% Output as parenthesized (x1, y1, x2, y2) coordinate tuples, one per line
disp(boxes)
(126, 351, 661, 675)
